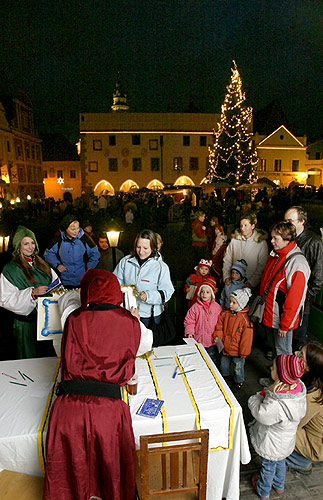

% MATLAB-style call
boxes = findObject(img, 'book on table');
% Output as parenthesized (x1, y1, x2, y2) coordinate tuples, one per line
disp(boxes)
(136, 398, 164, 418)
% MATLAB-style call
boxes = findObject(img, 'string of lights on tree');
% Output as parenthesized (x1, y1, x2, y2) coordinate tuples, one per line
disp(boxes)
(206, 60, 258, 186)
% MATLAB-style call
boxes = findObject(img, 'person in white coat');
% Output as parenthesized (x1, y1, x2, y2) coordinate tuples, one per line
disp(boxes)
(248, 354, 306, 499)
(222, 212, 268, 290)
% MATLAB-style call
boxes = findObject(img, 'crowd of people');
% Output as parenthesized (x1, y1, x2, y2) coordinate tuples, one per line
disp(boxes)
(0, 194, 322, 499)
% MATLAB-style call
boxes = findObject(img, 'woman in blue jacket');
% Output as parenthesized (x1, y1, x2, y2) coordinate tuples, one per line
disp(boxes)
(114, 229, 174, 327)
(44, 215, 100, 288)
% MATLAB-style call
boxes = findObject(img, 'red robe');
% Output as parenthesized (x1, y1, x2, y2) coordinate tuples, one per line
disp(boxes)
(43, 270, 141, 500)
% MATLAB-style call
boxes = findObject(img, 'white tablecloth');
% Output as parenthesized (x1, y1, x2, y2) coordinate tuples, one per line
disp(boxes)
(127, 344, 251, 500)
(0, 346, 250, 499)
(0, 357, 59, 477)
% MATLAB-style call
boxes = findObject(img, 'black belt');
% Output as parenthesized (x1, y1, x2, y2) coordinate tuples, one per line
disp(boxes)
(57, 379, 121, 399)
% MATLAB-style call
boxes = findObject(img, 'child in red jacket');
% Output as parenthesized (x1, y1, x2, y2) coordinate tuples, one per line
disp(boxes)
(213, 288, 253, 389)
(184, 259, 212, 308)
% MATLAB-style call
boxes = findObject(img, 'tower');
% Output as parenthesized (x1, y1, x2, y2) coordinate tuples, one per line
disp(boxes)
(111, 79, 129, 112)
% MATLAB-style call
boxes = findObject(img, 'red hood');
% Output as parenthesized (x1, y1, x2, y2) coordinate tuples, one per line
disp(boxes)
(80, 269, 123, 309)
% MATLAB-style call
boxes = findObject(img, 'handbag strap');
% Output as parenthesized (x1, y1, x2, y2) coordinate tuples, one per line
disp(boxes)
(263, 251, 303, 297)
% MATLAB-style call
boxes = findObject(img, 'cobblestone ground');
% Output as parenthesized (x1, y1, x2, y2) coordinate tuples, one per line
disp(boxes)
(231, 335, 323, 500)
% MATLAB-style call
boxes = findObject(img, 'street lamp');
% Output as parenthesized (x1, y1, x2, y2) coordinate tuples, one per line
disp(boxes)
(106, 230, 121, 269)
(0, 235, 10, 253)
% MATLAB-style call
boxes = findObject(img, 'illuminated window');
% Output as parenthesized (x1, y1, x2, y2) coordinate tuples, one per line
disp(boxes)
(151, 158, 160, 171)
(292, 160, 299, 172)
(93, 140, 102, 150)
(109, 135, 116, 146)
(200, 136, 207, 146)
(183, 136, 190, 146)
(259, 159, 267, 172)
(189, 157, 199, 171)
(132, 134, 141, 145)
(274, 159, 282, 172)
(109, 158, 118, 171)
(132, 158, 142, 171)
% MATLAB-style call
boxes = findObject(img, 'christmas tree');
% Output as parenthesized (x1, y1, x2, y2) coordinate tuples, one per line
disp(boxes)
(207, 61, 258, 185)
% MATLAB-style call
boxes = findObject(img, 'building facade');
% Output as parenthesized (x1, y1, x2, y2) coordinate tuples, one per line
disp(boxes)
(42, 160, 81, 200)
(0, 91, 44, 199)
(79, 111, 220, 195)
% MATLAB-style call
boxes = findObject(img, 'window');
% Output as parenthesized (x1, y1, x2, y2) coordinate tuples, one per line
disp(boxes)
(259, 159, 267, 172)
(57, 170, 63, 178)
(109, 158, 118, 171)
(173, 157, 183, 171)
(16, 144, 22, 158)
(183, 135, 190, 146)
(189, 157, 199, 170)
(36, 146, 41, 161)
(43, 170, 48, 178)
(151, 158, 160, 171)
(7, 140, 10, 152)
(292, 160, 299, 172)
(88, 161, 98, 172)
(25, 144, 30, 159)
(132, 158, 142, 171)
(31, 145, 35, 159)
(274, 159, 282, 172)
(93, 140, 102, 150)
(200, 136, 207, 146)
(149, 139, 158, 150)
(132, 134, 141, 145)
(109, 135, 116, 146)
(70, 170, 76, 178)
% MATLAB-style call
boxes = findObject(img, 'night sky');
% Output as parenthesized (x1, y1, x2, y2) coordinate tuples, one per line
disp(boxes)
(1, 0, 322, 143)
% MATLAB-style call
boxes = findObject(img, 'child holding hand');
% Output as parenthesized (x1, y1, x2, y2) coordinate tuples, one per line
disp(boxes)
(184, 277, 221, 364)
(214, 288, 253, 389)
(248, 354, 306, 499)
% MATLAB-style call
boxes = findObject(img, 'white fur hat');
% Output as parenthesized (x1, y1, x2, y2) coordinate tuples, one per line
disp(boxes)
(230, 287, 252, 310)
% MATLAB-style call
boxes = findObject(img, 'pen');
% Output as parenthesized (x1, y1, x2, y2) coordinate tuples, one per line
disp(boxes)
(178, 369, 196, 375)
(9, 381, 27, 387)
(23, 373, 34, 382)
(178, 352, 197, 357)
(2, 372, 18, 380)
(18, 370, 25, 380)
(172, 366, 179, 379)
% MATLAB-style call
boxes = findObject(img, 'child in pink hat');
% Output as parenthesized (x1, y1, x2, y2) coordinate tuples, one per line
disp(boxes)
(184, 276, 221, 364)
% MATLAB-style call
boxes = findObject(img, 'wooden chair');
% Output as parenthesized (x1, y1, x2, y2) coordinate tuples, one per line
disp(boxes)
(136, 429, 209, 500)
(0, 470, 44, 500)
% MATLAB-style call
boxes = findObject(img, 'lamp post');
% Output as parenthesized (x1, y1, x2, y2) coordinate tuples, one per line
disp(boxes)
(106, 230, 121, 269)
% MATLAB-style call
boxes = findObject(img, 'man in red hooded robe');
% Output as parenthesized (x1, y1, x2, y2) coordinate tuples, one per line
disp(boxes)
(43, 269, 153, 500)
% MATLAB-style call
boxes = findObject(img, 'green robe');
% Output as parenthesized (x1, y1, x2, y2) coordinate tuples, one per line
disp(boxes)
(1, 261, 52, 358)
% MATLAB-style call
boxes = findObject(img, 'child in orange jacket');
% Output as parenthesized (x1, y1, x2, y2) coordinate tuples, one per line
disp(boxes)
(213, 288, 253, 389)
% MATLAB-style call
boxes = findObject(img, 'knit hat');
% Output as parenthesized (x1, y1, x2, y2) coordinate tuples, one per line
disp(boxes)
(13, 225, 39, 256)
(232, 259, 248, 279)
(61, 214, 79, 231)
(194, 259, 212, 272)
(276, 354, 304, 385)
(230, 287, 252, 310)
(198, 276, 217, 299)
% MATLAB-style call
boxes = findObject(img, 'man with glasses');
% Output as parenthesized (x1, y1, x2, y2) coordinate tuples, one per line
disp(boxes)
(284, 206, 323, 351)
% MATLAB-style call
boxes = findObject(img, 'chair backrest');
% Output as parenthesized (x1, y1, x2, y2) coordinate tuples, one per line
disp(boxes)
(137, 429, 209, 499)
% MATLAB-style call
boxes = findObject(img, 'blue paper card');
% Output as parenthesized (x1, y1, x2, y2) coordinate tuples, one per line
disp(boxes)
(47, 278, 61, 293)
(136, 398, 164, 418)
